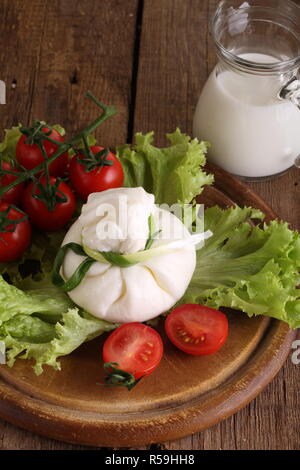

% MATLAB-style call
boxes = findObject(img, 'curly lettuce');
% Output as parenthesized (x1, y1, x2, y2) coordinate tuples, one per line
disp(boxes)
(1, 306, 115, 375)
(0, 126, 22, 162)
(181, 206, 300, 329)
(0, 275, 72, 325)
(117, 128, 213, 205)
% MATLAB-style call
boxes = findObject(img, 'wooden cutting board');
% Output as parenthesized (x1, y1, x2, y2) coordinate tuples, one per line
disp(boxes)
(0, 163, 296, 447)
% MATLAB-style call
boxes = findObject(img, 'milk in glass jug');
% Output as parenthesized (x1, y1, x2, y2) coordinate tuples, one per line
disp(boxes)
(193, 0, 300, 180)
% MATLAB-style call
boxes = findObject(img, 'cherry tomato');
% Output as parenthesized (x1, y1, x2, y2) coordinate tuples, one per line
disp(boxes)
(165, 304, 228, 356)
(22, 176, 76, 231)
(69, 146, 124, 200)
(16, 127, 69, 176)
(103, 322, 163, 380)
(0, 202, 31, 262)
(0, 161, 25, 205)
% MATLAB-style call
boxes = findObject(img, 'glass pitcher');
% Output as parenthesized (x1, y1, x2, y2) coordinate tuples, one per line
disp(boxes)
(193, 0, 300, 180)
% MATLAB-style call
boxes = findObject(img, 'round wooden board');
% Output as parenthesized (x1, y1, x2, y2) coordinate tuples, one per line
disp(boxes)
(0, 163, 296, 447)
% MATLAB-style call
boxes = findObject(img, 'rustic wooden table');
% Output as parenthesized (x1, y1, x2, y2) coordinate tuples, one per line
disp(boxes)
(0, 0, 299, 450)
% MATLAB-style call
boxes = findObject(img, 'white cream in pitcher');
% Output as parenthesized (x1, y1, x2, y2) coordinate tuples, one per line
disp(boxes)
(193, 53, 300, 178)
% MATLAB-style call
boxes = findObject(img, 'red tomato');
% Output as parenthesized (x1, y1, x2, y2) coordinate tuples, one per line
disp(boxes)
(16, 127, 69, 176)
(103, 322, 163, 380)
(0, 202, 31, 262)
(0, 161, 25, 205)
(69, 146, 124, 200)
(165, 304, 228, 356)
(22, 176, 76, 231)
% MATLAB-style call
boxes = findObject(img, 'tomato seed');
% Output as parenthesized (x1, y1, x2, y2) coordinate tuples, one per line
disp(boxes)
(177, 329, 187, 337)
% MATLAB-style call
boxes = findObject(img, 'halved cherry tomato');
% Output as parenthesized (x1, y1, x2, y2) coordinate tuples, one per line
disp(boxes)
(103, 322, 163, 380)
(22, 176, 76, 231)
(165, 304, 228, 356)
(69, 146, 124, 200)
(16, 127, 69, 177)
(0, 161, 25, 205)
(0, 202, 31, 262)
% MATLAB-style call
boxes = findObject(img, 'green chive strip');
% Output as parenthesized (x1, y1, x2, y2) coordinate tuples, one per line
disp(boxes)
(100, 251, 138, 268)
(52, 242, 95, 292)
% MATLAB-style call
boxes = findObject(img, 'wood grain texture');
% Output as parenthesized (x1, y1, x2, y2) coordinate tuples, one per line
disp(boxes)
(0, 0, 299, 450)
(0, 0, 138, 147)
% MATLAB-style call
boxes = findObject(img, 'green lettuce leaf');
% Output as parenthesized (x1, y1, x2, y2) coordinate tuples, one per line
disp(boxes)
(0, 314, 56, 343)
(117, 128, 213, 205)
(0, 126, 22, 162)
(0, 274, 74, 326)
(52, 124, 65, 137)
(2, 308, 115, 375)
(181, 206, 300, 329)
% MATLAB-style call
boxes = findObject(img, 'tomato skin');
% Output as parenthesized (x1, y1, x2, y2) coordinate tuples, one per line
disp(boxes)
(16, 128, 69, 177)
(0, 161, 25, 205)
(103, 322, 163, 380)
(69, 146, 124, 200)
(165, 304, 228, 356)
(0, 202, 31, 262)
(22, 176, 76, 231)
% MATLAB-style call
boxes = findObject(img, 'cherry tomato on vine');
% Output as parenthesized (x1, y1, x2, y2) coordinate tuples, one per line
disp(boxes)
(103, 323, 163, 388)
(165, 304, 228, 356)
(16, 127, 69, 177)
(0, 161, 25, 205)
(0, 202, 31, 262)
(69, 146, 124, 200)
(22, 176, 76, 232)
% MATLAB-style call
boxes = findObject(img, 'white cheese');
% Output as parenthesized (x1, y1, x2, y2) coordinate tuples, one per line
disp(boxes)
(61, 187, 196, 323)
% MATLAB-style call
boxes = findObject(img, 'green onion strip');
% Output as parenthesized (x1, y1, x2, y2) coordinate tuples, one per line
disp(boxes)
(52, 243, 95, 292)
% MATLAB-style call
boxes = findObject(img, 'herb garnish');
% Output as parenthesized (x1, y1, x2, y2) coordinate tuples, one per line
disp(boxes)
(103, 362, 142, 391)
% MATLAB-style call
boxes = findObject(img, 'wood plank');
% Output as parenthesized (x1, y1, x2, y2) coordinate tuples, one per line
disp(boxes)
(0, 0, 48, 127)
(133, 0, 214, 145)
(134, 0, 300, 450)
(0, 0, 138, 148)
(0, 0, 139, 450)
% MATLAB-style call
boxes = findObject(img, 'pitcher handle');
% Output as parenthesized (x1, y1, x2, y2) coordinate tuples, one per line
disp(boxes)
(279, 76, 300, 169)
(279, 76, 300, 108)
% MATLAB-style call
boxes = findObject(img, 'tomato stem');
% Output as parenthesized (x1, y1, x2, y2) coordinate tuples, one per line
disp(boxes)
(103, 362, 142, 391)
(0, 92, 117, 197)
(75, 135, 114, 172)
(25, 142, 67, 212)
(82, 133, 94, 160)
(21, 121, 45, 145)
(0, 205, 28, 233)
(0, 167, 20, 177)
